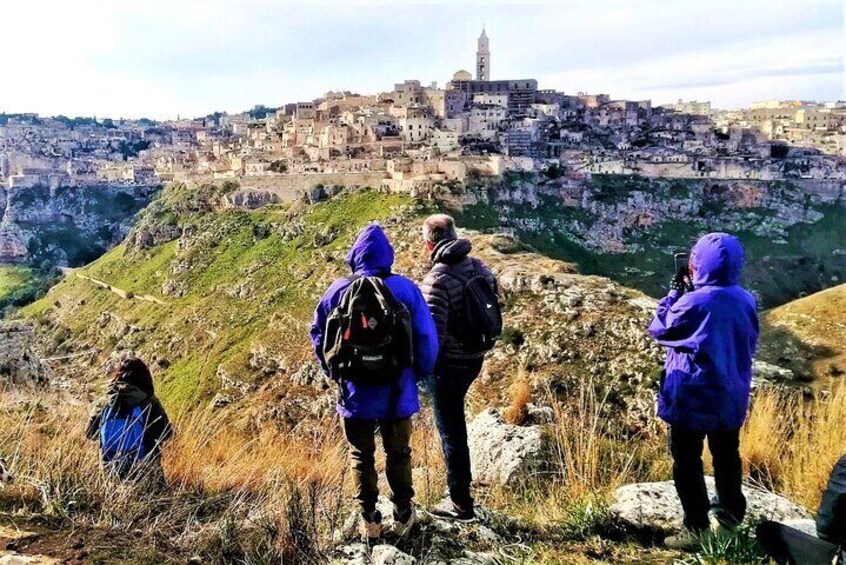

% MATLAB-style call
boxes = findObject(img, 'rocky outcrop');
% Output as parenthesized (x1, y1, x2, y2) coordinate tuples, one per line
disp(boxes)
(0, 184, 155, 267)
(610, 478, 811, 533)
(467, 407, 552, 486)
(333, 498, 525, 564)
(222, 189, 281, 210)
(0, 323, 47, 384)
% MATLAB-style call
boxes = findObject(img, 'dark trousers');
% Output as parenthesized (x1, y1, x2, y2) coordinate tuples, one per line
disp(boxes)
(427, 357, 484, 509)
(669, 427, 746, 531)
(757, 521, 841, 565)
(342, 417, 414, 515)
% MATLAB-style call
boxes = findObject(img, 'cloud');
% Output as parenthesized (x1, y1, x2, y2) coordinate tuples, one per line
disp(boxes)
(0, 0, 841, 118)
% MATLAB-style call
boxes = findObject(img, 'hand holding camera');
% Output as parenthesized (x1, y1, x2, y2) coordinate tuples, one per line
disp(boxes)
(671, 252, 694, 293)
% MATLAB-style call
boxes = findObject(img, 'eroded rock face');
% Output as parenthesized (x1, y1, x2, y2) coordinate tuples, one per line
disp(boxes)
(0, 184, 154, 266)
(0, 323, 47, 384)
(610, 478, 811, 533)
(467, 408, 550, 486)
(222, 190, 280, 210)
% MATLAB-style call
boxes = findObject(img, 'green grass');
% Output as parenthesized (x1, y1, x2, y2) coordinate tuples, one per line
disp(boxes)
(0, 266, 35, 298)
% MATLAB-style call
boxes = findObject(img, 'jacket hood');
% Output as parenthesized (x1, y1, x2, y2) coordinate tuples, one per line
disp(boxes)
(345, 224, 394, 275)
(691, 232, 745, 287)
(431, 238, 472, 265)
(107, 382, 150, 409)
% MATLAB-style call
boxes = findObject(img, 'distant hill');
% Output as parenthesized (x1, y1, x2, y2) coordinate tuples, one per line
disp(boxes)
(758, 284, 846, 384)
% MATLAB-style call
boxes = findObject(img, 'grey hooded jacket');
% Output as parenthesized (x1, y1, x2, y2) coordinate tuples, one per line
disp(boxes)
(420, 238, 497, 362)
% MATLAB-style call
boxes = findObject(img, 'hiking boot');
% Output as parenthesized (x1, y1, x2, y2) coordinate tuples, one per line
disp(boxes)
(360, 510, 382, 544)
(665, 528, 706, 551)
(392, 505, 416, 538)
(431, 498, 476, 522)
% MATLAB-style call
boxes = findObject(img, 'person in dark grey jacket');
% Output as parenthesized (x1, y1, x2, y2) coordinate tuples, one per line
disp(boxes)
(419, 213, 497, 521)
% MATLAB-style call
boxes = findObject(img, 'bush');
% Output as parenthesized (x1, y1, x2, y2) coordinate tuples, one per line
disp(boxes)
(501, 325, 526, 347)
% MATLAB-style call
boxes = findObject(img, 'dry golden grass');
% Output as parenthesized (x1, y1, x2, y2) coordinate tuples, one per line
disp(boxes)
(2, 379, 846, 561)
(502, 374, 532, 426)
(740, 384, 846, 511)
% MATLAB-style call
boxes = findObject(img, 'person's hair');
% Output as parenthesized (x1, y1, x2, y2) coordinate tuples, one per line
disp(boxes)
(422, 214, 458, 244)
(111, 357, 154, 396)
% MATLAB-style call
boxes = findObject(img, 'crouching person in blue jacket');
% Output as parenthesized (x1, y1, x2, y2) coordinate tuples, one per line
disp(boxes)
(86, 357, 173, 484)
(648, 233, 759, 551)
(310, 225, 438, 544)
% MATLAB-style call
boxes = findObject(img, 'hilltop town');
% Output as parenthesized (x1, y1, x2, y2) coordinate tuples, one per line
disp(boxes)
(2, 30, 845, 198)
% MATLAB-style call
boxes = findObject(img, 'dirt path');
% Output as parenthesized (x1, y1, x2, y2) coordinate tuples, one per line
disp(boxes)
(76, 274, 165, 306)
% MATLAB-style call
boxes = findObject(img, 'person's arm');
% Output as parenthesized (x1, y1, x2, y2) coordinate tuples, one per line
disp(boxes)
(149, 398, 174, 444)
(409, 283, 439, 380)
(647, 292, 704, 351)
(420, 272, 449, 347)
(817, 455, 846, 544)
(85, 399, 106, 440)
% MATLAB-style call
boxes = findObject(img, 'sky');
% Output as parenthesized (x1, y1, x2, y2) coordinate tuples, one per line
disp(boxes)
(1, 0, 843, 119)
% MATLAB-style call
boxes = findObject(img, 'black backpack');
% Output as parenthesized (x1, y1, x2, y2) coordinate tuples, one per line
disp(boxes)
(323, 275, 413, 385)
(451, 259, 502, 354)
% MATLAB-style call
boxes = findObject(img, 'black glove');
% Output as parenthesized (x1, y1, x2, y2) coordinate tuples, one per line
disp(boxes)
(669, 274, 692, 293)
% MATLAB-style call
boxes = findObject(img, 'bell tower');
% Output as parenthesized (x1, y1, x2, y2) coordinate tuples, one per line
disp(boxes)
(476, 27, 490, 81)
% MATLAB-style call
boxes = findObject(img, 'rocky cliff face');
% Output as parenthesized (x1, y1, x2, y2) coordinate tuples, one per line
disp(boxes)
(0, 184, 157, 267)
(459, 174, 846, 308)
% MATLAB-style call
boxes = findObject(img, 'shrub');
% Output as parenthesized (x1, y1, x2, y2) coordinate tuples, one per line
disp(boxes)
(501, 325, 526, 348)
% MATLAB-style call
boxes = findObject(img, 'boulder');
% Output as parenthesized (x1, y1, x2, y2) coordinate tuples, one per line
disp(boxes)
(781, 519, 818, 537)
(336, 543, 417, 565)
(467, 408, 549, 486)
(610, 478, 811, 533)
(753, 360, 795, 387)
(372, 545, 416, 565)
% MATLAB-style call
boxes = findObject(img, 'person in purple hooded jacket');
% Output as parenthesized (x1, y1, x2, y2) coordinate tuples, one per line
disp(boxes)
(310, 224, 438, 543)
(648, 232, 759, 551)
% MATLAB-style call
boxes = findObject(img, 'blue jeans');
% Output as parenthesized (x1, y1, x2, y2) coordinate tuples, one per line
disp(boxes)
(427, 357, 484, 509)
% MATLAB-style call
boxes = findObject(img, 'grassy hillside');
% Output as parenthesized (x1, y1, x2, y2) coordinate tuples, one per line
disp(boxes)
(0, 265, 42, 312)
(0, 265, 35, 299)
(758, 284, 846, 383)
(21, 186, 419, 407)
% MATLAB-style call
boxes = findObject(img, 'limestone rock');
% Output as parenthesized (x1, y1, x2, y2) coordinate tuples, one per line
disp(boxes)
(610, 478, 811, 533)
(371, 545, 416, 565)
(753, 360, 795, 387)
(335, 544, 416, 565)
(781, 519, 818, 537)
(0, 323, 47, 384)
(467, 408, 549, 486)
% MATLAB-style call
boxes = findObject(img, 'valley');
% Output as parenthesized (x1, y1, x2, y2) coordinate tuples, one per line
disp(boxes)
(0, 177, 842, 564)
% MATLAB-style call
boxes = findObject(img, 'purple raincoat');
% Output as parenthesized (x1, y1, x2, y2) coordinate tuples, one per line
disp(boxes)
(310, 225, 439, 420)
(649, 233, 759, 432)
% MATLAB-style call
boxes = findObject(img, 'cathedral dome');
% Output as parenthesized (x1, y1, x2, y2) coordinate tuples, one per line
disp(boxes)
(452, 70, 472, 81)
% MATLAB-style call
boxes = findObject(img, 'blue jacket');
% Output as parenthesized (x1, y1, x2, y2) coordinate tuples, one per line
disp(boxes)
(310, 225, 439, 420)
(648, 233, 759, 432)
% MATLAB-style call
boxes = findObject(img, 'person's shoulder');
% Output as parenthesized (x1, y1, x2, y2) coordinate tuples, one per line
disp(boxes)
(472, 256, 494, 275)
(385, 274, 423, 302)
(386, 273, 418, 291)
(323, 276, 353, 298)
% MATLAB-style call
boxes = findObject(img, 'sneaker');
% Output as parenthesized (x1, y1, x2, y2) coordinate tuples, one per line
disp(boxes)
(665, 528, 706, 551)
(431, 498, 476, 522)
(392, 505, 416, 538)
(360, 510, 382, 544)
